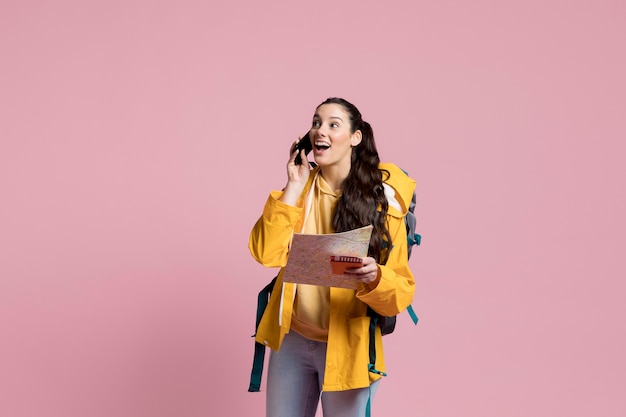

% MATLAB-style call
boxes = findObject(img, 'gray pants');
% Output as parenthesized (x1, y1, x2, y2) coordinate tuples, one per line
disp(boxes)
(266, 331, 380, 417)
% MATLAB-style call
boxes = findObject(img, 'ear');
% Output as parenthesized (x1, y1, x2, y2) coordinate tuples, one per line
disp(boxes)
(351, 130, 362, 147)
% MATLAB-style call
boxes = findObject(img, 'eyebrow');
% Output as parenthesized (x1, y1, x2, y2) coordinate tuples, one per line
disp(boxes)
(313, 114, 344, 122)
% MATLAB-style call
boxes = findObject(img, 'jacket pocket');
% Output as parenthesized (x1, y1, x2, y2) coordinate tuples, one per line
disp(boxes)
(342, 316, 371, 385)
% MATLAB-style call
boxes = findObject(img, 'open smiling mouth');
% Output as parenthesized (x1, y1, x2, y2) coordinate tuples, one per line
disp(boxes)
(314, 141, 330, 151)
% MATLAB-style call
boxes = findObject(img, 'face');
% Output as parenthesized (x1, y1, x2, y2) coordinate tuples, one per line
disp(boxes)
(309, 103, 362, 169)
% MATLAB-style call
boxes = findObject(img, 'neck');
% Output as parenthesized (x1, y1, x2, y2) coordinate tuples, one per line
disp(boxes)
(319, 164, 351, 194)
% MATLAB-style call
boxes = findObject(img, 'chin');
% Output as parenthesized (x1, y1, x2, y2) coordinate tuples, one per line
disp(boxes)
(312, 157, 328, 167)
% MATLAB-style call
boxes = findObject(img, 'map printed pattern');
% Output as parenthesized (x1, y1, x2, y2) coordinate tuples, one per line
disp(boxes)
(283, 225, 373, 289)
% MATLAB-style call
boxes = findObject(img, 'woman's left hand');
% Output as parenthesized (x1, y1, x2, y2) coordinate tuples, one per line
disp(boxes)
(345, 257, 380, 286)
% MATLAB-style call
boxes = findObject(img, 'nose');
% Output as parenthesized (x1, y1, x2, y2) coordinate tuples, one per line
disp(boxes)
(315, 123, 329, 137)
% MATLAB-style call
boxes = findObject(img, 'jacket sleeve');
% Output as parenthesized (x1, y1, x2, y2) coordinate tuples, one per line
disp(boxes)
(355, 214, 415, 316)
(249, 190, 304, 268)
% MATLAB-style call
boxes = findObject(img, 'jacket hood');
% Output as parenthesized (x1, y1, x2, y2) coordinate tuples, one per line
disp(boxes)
(302, 162, 416, 218)
(379, 162, 416, 218)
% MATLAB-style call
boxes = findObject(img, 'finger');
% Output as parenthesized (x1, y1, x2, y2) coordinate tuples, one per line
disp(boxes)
(289, 140, 298, 156)
(290, 135, 305, 153)
(299, 149, 308, 164)
(288, 149, 299, 165)
(362, 257, 376, 266)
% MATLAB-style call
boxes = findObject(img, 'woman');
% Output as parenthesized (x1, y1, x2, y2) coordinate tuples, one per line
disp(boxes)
(249, 97, 416, 417)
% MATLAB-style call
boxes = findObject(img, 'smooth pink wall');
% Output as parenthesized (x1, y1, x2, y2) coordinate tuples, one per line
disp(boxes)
(1, 1, 625, 416)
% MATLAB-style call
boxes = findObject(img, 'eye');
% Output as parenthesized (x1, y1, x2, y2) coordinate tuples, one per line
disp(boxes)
(330, 122, 339, 128)
(312, 120, 321, 128)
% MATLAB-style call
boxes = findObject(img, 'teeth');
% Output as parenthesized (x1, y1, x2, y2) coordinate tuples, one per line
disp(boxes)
(315, 142, 330, 147)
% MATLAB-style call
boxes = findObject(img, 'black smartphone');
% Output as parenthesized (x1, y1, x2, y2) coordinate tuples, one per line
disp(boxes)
(294, 131, 312, 165)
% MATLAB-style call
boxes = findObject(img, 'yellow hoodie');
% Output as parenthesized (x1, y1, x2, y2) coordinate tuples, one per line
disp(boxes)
(249, 163, 416, 391)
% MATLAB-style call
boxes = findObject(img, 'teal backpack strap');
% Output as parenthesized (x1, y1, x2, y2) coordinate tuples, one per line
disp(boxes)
(408, 232, 421, 247)
(365, 382, 376, 417)
(365, 314, 386, 417)
(407, 304, 419, 325)
(367, 314, 388, 377)
(248, 276, 277, 392)
(249, 341, 266, 392)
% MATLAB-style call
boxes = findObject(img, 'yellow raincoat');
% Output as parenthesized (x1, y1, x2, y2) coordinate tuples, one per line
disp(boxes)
(249, 162, 416, 391)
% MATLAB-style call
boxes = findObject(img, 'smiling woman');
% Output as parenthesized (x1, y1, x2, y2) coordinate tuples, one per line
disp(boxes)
(307, 103, 362, 177)
(248, 97, 417, 417)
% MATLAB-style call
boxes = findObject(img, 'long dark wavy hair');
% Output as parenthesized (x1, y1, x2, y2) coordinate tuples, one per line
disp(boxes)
(318, 97, 392, 264)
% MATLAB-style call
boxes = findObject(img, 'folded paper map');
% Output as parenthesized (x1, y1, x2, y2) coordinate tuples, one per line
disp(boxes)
(283, 225, 373, 289)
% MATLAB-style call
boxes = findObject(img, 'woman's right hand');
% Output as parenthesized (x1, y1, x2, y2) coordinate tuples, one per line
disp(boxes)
(287, 138, 312, 182)
(279, 138, 312, 205)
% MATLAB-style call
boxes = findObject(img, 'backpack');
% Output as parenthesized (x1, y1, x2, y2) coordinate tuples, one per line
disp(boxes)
(248, 171, 420, 392)
(363, 182, 420, 379)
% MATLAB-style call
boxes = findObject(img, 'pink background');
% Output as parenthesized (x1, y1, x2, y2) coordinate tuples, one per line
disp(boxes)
(1, 1, 625, 416)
